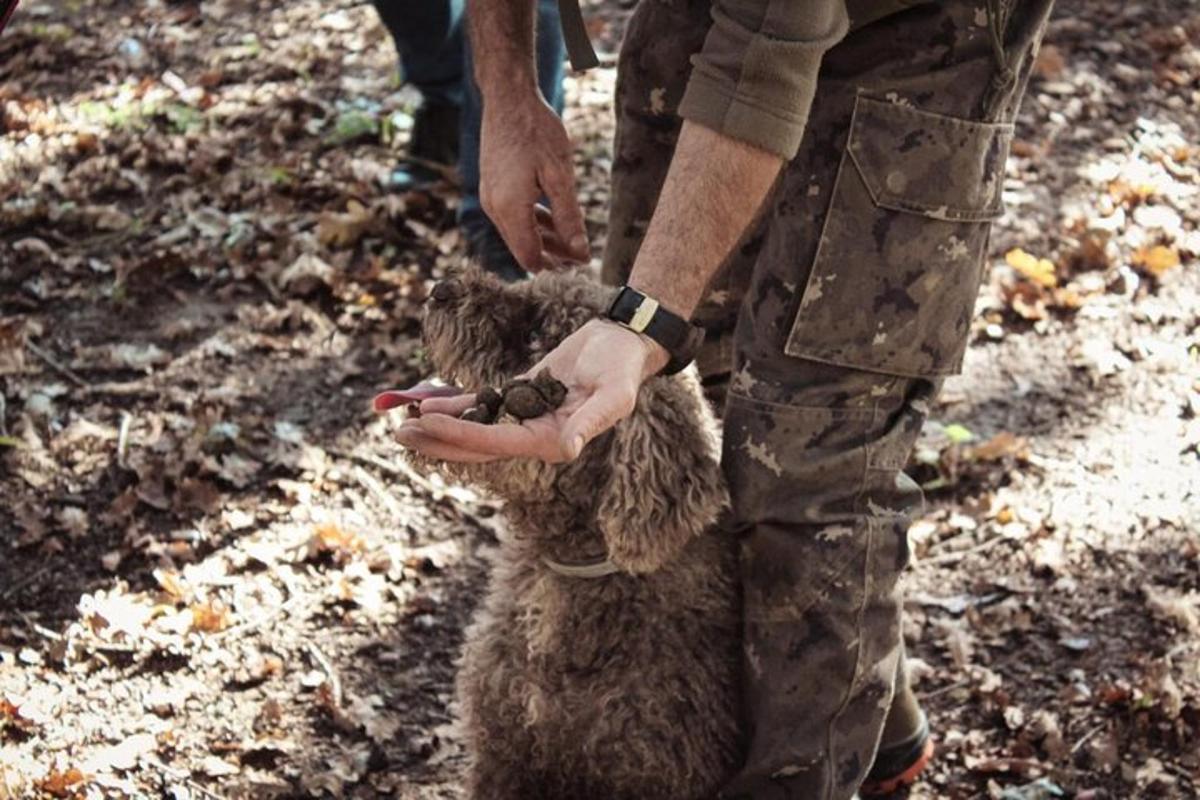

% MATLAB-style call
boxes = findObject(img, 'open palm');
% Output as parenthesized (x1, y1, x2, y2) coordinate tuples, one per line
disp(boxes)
(395, 320, 666, 463)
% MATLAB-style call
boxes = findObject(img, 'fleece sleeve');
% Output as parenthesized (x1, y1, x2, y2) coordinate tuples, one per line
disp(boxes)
(677, 0, 851, 159)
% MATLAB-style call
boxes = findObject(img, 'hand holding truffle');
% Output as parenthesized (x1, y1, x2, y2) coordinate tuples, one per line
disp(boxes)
(459, 370, 569, 424)
(392, 319, 668, 464)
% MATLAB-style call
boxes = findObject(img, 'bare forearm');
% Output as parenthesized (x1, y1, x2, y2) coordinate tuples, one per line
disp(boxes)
(628, 121, 784, 318)
(467, 0, 538, 100)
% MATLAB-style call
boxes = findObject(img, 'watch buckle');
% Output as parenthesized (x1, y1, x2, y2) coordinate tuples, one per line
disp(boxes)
(628, 295, 659, 333)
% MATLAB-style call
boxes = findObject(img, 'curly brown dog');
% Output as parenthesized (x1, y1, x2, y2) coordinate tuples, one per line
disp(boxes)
(401, 266, 742, 800)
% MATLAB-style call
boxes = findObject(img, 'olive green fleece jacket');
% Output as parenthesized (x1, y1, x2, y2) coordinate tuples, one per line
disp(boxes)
(677, 0, 924, 159)
(556, 0, 923, 157)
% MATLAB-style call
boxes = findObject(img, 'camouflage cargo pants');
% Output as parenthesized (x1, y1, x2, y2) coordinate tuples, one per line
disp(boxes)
(602, 1, 1055, 798)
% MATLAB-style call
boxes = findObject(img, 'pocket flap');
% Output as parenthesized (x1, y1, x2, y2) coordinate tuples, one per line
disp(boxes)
(848, 95, 1013, 222)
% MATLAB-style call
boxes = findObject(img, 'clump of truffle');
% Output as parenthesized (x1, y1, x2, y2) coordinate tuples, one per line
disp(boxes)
(460, 386, 504, 424)
(501, 369, 568, 420)
(459, 369, 568, 423)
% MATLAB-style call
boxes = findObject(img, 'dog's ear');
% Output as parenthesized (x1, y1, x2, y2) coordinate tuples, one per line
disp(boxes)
(595, 376, 728, 574)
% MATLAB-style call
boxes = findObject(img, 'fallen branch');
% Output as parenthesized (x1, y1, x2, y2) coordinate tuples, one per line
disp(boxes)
(328, 447, 482, 509)
(157, 765, 229, 800)
(116, 411, 132, 467)
(1070, 720, 1108, 755)
(17, 610, 62, 641)
(921, 534, 1008, 567)
(26, 340, 88, 387)
(306, 642, 343, 707)
(918, 678, 972, 700)
(0, 566, 49, 602)
(353, 464, 403, 519)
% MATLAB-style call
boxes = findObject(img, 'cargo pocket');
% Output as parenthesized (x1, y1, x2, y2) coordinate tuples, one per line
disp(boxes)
(784, 94, 1013, 378)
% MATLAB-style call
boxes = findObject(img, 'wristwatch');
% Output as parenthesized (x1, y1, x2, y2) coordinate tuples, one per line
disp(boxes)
(605, 286, 705, 375)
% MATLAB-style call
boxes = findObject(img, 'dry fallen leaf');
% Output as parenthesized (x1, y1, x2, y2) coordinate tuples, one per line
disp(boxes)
(36, 768, 87, 798)
(1004, 281, 1049, 321)
(1033, 44, 1066, 79)
(278, 253, 334, 295)
(189, 600, 231, 633)
(0, 695, 46, 732)
(1133, 245, 1182, 277)
(1006, 248, 1058, 288)
(153, 568, 190, 603)
(199, 755, 240, 778)
(317, 199, 376, 248)
(1108, 178, 1158, 206)
(1144, 586, 1200, 633)
(308, 523, 366, 565)
(0, 317, 26, 375)
(1073, 339, 1133, 377)
(81, 732, 157, 773)
(79, 590, 155, 640)
(968, 432, 1030, 462)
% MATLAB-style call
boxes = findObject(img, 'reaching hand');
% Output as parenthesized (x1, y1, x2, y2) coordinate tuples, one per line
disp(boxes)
(479, 96, 589, 271)
(394, 320, 669, 463)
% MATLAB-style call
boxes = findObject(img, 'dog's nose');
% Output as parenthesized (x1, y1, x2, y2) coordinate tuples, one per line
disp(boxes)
(430, 279, 463, 304)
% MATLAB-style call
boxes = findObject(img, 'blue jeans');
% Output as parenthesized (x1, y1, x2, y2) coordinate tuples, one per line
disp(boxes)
(373, 0, 566, 220)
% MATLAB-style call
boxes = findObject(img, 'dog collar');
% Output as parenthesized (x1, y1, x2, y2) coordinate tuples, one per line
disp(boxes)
(541, 555, 621, 579)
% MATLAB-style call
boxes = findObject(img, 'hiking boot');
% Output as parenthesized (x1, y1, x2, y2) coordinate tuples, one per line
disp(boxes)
(462, 209, 527, 283)
(859, 713, 935, 798)
(385, 99, 460, 193)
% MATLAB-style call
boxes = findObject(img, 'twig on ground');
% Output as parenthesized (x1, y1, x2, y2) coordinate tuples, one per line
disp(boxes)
(158, 765, 229, 800)
(254, 273, 283, 304)
(1070, 720, 1109, 755)
(330, 447, 450, 503)
(17, 610, 62, 641)
(306, 641, 343, 707)
(25, 340, 88, 387)
(921, 534, 1008, 567)
(918, 679, 972, 700)
(353, 464, 403, 519)
(180, 780, 227, 800)
(966, 756, 1046, 775)
(84, 379, 155, 396)
(0, 566, 49, 602)
(0, 390, 7, 436)
(117, 411, 132, 467)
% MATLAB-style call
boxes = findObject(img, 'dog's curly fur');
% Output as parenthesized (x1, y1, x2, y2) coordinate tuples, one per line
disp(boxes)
(407, 267, 743, 800)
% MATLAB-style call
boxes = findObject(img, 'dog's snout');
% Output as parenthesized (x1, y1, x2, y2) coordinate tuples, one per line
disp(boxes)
(430, 279, 464, 304)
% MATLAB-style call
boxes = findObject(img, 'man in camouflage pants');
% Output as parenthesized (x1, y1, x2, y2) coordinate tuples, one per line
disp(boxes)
(396, 0, 1055, 797)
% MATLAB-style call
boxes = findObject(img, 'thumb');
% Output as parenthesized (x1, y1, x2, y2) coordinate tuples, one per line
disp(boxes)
(560, 383, 636, 460)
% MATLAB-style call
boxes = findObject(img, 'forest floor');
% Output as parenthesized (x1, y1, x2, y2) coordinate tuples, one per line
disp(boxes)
(1, 0, 1198, 798)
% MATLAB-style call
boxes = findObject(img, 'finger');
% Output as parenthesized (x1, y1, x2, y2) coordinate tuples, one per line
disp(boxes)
(372, 383, 462, 413)
(395, 427, 499, 463)
(560, 382, 637, 459)
(419, 394, 479, 416)
(535, 207, 584, 264)
(411, 414, 567, 462)
(539, 167, 588, 262)
(492, 201, 551, 272)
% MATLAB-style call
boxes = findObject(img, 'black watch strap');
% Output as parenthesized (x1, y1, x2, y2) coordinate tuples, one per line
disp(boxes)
(605, 286, 705, 375)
